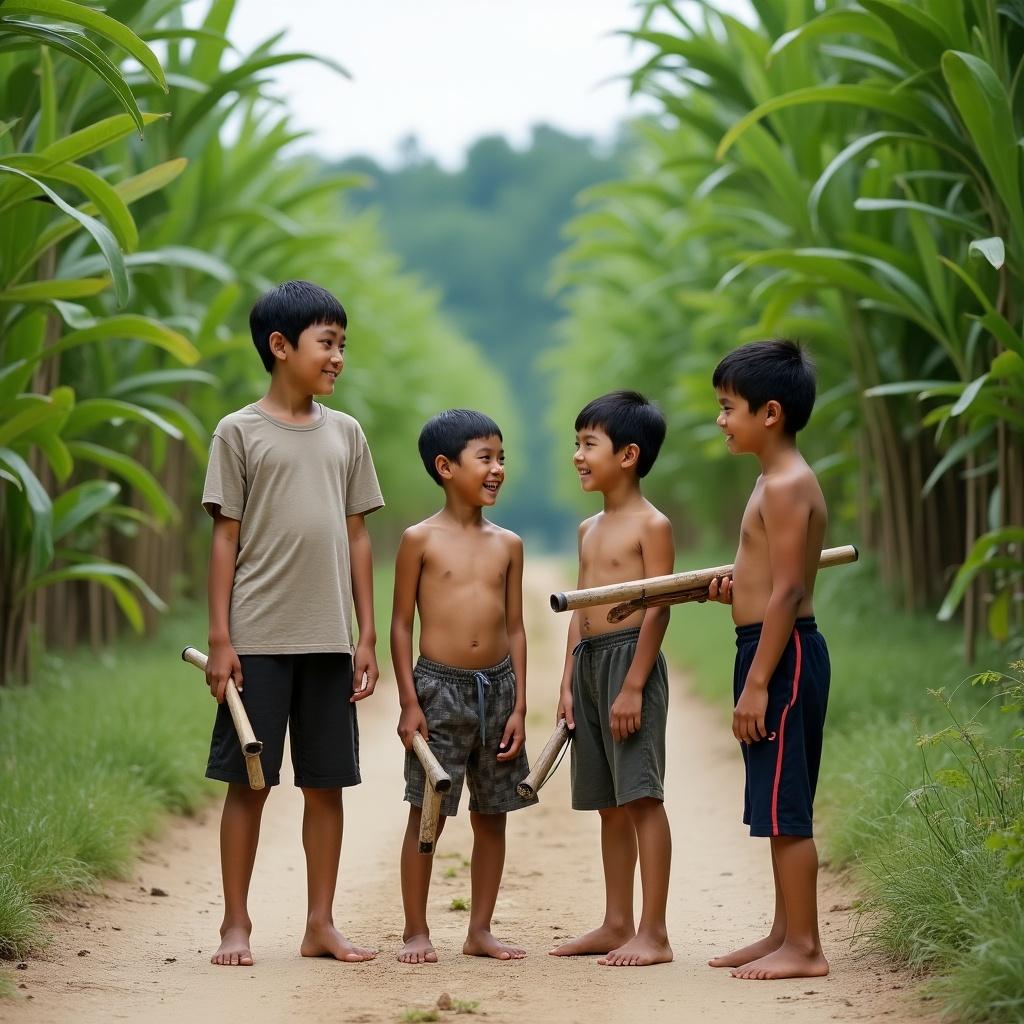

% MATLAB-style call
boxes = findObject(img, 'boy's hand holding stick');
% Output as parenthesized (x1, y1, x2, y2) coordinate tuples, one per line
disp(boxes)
(550, 544, 859, 620)
(181, 646, 265, 791)
(408, 732, 451, 855)
(516, 718, 571, 800)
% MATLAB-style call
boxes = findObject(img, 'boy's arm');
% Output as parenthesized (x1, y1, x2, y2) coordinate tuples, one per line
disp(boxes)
(733, 480, 809, 744)
(391, 528, 427, 747)
(556, 524, 587, 729)
(609, 516, 675, 742)
(207, 512, 242, 703)
(498, 535, 526, 761)
(347, 511, 379, 702)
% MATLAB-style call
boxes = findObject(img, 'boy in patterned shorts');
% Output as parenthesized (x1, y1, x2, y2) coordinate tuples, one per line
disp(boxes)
(392, 409, 537, 965)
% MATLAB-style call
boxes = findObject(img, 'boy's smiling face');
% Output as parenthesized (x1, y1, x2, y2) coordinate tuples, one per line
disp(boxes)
(271, 321, 346, 395)
(573, 425, 624, 492)
(716, 387, 762, 454)
(445, 434, 505, 506)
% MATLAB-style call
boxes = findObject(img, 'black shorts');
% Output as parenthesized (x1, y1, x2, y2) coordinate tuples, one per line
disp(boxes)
(206, 652, 359, 789)
(733, 618, 829, 838)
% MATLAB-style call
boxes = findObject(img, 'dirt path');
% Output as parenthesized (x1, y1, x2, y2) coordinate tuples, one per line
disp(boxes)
(6, 564, 937, 1024)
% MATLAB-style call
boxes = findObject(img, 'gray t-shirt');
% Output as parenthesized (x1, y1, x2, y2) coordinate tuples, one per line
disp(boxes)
(202, 403, 384, 654)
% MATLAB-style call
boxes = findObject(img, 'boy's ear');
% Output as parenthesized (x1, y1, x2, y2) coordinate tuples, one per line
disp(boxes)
(763, 400, 783, 428)
(268, 330, 289, 363)
(434, 454, 454, 480)
(619, 442, 640, 470)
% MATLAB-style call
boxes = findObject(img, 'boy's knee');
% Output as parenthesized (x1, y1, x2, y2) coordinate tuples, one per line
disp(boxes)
(624, 796, 664, 819)
(300, 786, 342, 806)
(598, 804, 630, 823)
(470, 810, 507, 834)
(227, 782, 271, 806)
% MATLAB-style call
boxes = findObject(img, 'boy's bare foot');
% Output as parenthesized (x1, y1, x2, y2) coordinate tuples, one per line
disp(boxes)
(730, 943, 829, 980)
(597, 933, 673, 967)
(708, 933, 783, 968)
(398, 934, 438, 964)
(549, 924, 635, 957)
(211, 924, 253, 966)
(300, 922, 376, 962)
(463, 930, 526, 960)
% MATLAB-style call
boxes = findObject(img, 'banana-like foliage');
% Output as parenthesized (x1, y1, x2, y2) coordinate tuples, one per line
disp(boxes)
(0, 0, 509, 682)
(551, 0, 1023, 653)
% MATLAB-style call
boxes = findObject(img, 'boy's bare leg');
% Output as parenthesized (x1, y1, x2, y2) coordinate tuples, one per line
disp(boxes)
(550, 805, 637, 956)
(399, 805, 447, 963)
(463, 811, 526, 960)
(599, 798, 673, 967)
(212, 783, 270, 966)
(709, 839, 786, 967)
(298, 787, 376, 962)
(731, 836, 829, 980)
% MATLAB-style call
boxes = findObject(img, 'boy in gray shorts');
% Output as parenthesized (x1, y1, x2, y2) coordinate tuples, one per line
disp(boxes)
(392, 409, 536, 965)
(550, 391, 675, 968)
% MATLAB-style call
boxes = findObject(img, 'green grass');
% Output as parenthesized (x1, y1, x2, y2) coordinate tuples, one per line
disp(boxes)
(0, 605, 218, 960)
(663, 556, 1024, 1022)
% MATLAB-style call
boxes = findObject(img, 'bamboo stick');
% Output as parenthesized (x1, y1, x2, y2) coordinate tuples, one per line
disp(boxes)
(551, 545, 858, 615)
(516, 719, 570, 800)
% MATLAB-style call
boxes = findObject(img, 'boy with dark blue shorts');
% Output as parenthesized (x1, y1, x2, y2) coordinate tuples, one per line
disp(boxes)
(202, 281, 383, 967)
(706, 339, 831, 981)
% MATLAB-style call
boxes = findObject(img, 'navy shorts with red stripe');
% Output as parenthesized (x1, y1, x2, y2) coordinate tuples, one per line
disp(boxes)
(733, 617, 830, 838)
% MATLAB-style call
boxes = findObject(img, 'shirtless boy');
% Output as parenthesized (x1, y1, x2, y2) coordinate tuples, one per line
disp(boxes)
(392, 409, 537, 964)
(707, 339, 831, 980)
(550, 390, 675, 968)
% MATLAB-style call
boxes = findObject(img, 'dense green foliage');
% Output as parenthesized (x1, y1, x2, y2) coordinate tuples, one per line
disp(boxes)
(337, 128, 624, 543)
(0, 0, 509, 683)
(550, 0, 1023, 654)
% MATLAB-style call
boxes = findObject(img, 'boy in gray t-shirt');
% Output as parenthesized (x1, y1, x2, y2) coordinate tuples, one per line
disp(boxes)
(201, 280, 383, 968)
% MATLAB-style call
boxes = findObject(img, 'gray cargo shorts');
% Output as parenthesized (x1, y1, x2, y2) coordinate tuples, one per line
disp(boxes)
(403, 655, 538, 816)
(570, 627, 668, 809)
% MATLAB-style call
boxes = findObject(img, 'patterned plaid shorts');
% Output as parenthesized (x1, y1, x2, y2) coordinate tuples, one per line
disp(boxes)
(403, 655, 538, 816)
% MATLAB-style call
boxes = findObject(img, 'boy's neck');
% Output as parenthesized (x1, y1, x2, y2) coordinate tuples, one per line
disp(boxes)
(260, 373, 317, 420)
(600, 474, 644, 512)
(440, 493, 486, 527)
(754, 431, 799, 474)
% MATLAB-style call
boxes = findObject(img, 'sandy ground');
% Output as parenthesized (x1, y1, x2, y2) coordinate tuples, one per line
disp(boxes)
(4, 564, 940, 1024)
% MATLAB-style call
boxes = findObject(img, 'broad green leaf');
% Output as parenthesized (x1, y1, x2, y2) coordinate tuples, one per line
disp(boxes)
(64, 440, 177, 523)
(854, 198, 981, 236)
(859, 0, 951, 68)
(940, 256, 1024, 357)
(37, 112, 166, 167)
(923, 424, 995, 496)
(1, 0, 166, 89)
(0, 394, 67, 446)
(20, 315, 199, 367)
(987, 587, 1012, 642)
(0, 446, 53, 573)
(0, 277, 108, 302)
(0, 19, 146, 135)
(767, 9, 898, 64)
(0, 163, 128, 304)
(52, 480, 121, 540)
(717, 86, 946, 161)
(990, 351, 1024, 378)
(62, 399, 184, 441)
(109, 369, 218, 396)
(0, 155, 138, 249)
(968, 236, 1005, 269)
(950, 374, 989, 417)
(941, 51, 1024, 242)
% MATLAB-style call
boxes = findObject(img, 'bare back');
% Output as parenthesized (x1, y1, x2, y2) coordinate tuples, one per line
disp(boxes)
(577, 499, 674, 637)
(408, 515, 519, 668)
(731, 453, 827, 627)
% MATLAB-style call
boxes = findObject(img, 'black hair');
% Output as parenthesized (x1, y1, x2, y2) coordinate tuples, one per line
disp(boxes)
(249, 280, 347, 373)
(418, 409, 503, 486)
(712, 339, 816, 435)
(574, 390, 666, 478)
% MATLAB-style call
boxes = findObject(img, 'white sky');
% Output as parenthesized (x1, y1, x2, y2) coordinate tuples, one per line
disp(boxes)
(227, 1, 746, 168)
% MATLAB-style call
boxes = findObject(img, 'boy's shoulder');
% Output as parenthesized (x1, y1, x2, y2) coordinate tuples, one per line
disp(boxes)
(402, 515, 522, 550)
